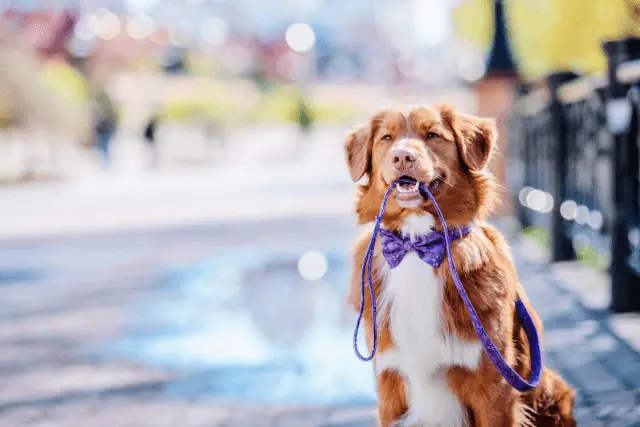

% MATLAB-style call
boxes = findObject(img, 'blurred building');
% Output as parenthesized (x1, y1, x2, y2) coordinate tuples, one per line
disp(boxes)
(2, 0, 461, 86)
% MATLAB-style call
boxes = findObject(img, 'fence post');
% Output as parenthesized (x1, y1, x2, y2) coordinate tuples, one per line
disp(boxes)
(514, 84, 531, 229)
(547, 72, 578, 262)
(602, 38, 640, 313)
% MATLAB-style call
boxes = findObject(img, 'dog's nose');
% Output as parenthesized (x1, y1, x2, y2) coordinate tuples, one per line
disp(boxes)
(390, 148, 416, 171)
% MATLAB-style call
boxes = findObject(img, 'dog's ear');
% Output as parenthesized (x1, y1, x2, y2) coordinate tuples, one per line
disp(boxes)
(345, 111, 386, 182)
(442, 106, 497, 172)
(344, 123, 373, 182)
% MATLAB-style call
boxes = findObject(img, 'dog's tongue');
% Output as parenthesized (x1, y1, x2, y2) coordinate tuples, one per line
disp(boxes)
(398, 182, 415, 190)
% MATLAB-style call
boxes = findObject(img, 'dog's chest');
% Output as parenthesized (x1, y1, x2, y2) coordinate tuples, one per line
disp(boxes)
(378, 251, 482, 375)
(376, 215, 482, 426)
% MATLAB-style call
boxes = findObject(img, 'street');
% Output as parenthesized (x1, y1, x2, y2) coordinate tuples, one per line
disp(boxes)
(0, 127, 639, 426)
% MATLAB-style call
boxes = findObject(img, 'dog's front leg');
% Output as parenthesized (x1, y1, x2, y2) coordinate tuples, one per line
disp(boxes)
(446, 366, 518, 427)
(376, 370, 409, 427)
(468, 396, 518, 427)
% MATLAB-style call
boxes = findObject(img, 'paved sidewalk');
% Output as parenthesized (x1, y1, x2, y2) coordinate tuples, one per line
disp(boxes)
(0, 219, 638, 427)
(0, 125, 354, 241)
(512, 239, 640, 427)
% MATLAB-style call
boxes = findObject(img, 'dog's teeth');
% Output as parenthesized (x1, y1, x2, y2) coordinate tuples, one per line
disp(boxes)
(396, 182, 419, 193)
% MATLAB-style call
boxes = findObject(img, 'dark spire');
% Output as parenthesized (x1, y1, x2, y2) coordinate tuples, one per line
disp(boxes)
(485, 0, 518, 77)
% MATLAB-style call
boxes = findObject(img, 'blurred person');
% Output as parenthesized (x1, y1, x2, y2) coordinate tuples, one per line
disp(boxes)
(203, 118, 227, 155)
(143, 113, 159, 168)
(93, 89, 117, 168)
(294, 94, 313, 153)
(163, 46, 187, 75)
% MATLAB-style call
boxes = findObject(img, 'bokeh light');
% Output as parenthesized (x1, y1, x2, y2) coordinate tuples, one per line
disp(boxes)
(94, 9, 121, 40)
(199, 17, 228, 47)
(575, 205, 591, 226)
(126, 15, 155, 41)
(297, 251, 328, 281)
(560, 200, 578, 220)
(285, 23, 316, 53)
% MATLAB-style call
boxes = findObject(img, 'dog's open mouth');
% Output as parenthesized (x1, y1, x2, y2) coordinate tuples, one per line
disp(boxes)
(394, 176, 443, 209)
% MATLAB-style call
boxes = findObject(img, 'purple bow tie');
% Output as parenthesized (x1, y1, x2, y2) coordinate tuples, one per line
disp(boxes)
(379, 225, 472, 269)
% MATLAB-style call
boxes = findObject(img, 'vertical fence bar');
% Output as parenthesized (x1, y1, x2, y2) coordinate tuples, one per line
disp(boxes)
(547, 72, 579, 262)
(602, 39, 640, 312)
(514, 84, 531, 228)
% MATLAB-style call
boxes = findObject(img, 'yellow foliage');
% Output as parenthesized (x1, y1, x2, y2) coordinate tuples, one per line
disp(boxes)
(452, 0, 640, 79)
(250, 85, 357, 123)
(40, 61, 90, 103)
(160, 83, 357, 125)
(451, 0, 494, 51)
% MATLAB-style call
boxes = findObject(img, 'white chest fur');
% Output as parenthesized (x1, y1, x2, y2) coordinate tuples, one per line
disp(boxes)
(376, 214, 482, 427)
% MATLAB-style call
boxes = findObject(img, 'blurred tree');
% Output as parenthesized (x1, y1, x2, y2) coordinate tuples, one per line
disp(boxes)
(452, 0, 640, 80)
(0, 46, 91, 180)
(451, 0, 494, 53)
(0, 45, 90, 140)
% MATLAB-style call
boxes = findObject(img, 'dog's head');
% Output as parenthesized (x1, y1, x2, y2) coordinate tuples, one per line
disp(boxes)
(344, 104, 500, 229)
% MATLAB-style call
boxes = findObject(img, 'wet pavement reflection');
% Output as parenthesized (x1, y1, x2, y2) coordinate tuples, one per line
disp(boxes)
(100, 246, 377, 405)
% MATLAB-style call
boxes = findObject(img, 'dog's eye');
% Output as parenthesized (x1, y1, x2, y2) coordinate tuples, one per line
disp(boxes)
(426, 132, 438, 140)
(381, 135, 392, 141)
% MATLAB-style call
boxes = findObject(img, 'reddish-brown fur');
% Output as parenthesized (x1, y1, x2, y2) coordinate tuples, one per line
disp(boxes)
(344, 105, 576, 426)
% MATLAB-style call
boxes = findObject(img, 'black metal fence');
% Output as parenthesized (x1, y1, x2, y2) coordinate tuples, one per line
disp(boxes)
(509, 37, 640, 313)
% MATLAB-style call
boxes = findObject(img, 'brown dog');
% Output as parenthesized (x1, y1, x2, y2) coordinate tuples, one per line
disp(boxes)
(344, 105, 576, 427)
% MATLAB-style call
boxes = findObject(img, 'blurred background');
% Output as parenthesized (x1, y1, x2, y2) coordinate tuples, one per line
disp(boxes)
(0, 0, 639, 426)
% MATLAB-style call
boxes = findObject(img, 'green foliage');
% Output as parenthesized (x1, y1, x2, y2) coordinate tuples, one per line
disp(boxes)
(160, 82, 358, 125)
(159, 98, 231, 123)
(186, 53, 222, 77)
(520, 226, 551, 251)
(520, 225, 609, 271)
(251, 84, 301, 122)
(575, 243, 609, 272)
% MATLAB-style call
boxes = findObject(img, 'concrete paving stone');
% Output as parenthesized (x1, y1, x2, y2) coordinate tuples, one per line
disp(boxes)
(29, 401, 98, 422)
(600, 355, 640, 390)
(0, 408, 46, 427)
(23, 422, 68, 427)
(98, 400, 199, 427)
(223, 414, 277, 427)
(573, 394, 593, 418)
(519, 285, 590, 326)
(574, 407, 606, 427)
(549, 262, 612, 311)
(271, 407, 332, 426)
(319, 422, 372, 427)
(92, 385, 181, 419)
(77, 399, 150, 427)
(563, 360, 624, 396)
(600, 420, 640, 427)
(176, 403, 232, 427)
(611, 314, 640, 353)
(325, 406, 374, 424)
(585, 390, 640, 425)
(0, 363, 169, 406)
(275, 422, 328, 427)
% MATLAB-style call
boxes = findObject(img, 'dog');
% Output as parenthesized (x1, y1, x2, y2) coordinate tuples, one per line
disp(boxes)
(343, 105, 576, 427)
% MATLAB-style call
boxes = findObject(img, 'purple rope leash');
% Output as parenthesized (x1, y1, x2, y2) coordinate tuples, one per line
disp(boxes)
(352, 179, 397, 361)
(352, 178, 542, 392)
